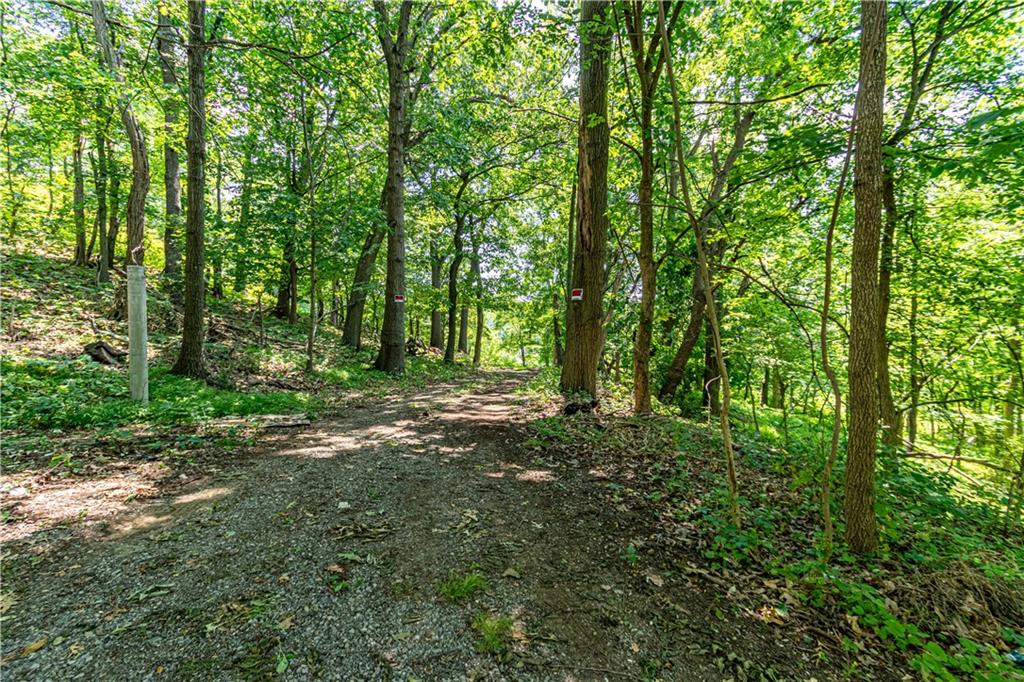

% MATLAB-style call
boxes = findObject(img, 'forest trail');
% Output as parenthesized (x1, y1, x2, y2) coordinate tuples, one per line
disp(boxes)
(3, 371, 821, 681)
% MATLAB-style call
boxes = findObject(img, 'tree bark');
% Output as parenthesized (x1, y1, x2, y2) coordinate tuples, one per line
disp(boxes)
(106, 150, 119, 268)
(171, 0, 207, 379)
(157, 11, 182, 292)
(445, 213, 467, 363)
(273, 239, 295, 319)
(471, 223, 484, 367)
(429, 236, 444, 349)
(342, 220, 385, 348)
(620, 0, 678, 414)
(878, 170, 899, 446)
(90, 0, 149, 268)
(459, 305, 469, 353)
(72, 134, 87, 266)
(561, 0, 611, 398)
(845, 0, 887, 554)
(211, 147, 224, 299)
(93, 121, 109, 283)
(659, 269, 705, 402)
(233, 144, 253, 292)
(702, 323, 720, 415)
(373, 1, 414, 373)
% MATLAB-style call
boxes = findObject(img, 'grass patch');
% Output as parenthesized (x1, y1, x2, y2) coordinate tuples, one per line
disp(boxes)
(438, 567, 489, 601)
(471, 612, 513, 655)
(0, 355, 316, 433)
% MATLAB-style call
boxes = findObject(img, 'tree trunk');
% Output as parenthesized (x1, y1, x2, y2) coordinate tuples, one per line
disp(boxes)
(658, 269, 705, 402)
(561, 0, 611, 398)
(157, 11, 182, 293)
(233, 145, 253, 293)
(908, 290, 921, 446)
(771, 367, 785, 409)
(552, 290, 564, 365)
(86, 156, 99, 263)
(845, 0, 887, 554)
(106, 151, 119, 268)
(1006, 338, 1021, 438)
(373, 0, 413, 374)
(72, 135, 86, 266)
(621, 1, 676, 414)
(459, 305, 469, 353)
(878, 170, 899, 447)
(633, 96, 656, 414)
(90, 0, 149, 268)
(342, 222, 385, 348)
(564, 179, 576, 331)
(273, 240, 295, 319)
(702, 324, 720, 416)
(444, 214, 466, 363)
(472, 232, 483, 367)
(659, 0, 739, 526)
(429, 236, 444, 349)
(93, 122, 109, 283)
(300, 91, 318, 374)
(211, 148, 224, 299)
(330, 278, 341, 327)
(171, 0, 207, 379)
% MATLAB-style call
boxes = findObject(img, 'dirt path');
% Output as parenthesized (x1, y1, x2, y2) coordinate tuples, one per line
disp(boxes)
(2, 371, 825, 681)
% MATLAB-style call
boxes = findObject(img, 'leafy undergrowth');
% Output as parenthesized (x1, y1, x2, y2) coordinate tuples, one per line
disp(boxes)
(0, 247, 479, 474)
(520, 370, 1024, 681)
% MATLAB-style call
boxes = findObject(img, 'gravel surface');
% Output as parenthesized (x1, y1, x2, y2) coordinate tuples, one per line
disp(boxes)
(2, 371, 834, 681)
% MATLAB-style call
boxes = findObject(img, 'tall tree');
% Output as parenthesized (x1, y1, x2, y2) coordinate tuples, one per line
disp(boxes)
(157, 11, 182, 294)
(89, 0, 148, 268)
(429, 235, 444, 349)
(444, 175, 471, 363)
(620, 0, 680, 414)
(561, 0, 612, 398)
(71, 132, 86, 265)
(89, 0, 149, 268)
(92, 113, 109, 283)
(171, 0, 207, 378)
(845, 0, 888, 554)
(373, 0, 418, 373)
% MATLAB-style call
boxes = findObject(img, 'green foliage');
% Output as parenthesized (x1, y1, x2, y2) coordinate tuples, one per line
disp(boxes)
(471, 612, 514, 656)
(438, 568, 489, 602)
(0, 355, 314, 432)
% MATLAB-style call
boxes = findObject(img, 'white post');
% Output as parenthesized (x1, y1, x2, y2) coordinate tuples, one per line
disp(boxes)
(126, 264, 149, 402)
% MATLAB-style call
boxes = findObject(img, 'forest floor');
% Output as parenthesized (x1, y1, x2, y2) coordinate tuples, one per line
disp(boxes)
(3, 249, 1022, 681)
(2, 370, 841, 681)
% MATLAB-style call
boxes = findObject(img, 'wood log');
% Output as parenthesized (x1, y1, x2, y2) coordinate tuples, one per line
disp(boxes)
(84, 340, 127, 366)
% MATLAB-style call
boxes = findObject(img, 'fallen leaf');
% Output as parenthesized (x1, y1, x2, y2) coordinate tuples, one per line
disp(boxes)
(646, 573, 664, 587)
(2, 637, 49, 662)
(502, 567, 521, 579)
(326, 564, 348, 575)
(276, 615, 294, 631)
(631, 642, 640, 653)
